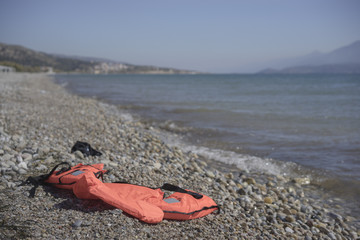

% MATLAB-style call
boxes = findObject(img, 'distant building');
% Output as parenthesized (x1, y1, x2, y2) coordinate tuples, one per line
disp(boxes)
(0, 65, 15, 73)
(40, 66, 54, 74)
(93, 62, 129, 74)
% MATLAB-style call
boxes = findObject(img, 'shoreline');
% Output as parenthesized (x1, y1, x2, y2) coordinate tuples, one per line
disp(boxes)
(0, 73, 359, 239)
(57, 73, 360, 220)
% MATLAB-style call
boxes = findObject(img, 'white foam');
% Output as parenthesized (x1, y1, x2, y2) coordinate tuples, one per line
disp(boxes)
(182, 144, 285, 176)
(153, 127, 292, 177)
(119, 113, 134, 122)
(97, 102, 134, 122)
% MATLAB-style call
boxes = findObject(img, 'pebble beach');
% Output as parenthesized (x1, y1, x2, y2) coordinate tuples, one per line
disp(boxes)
(0, 73, 359, 239)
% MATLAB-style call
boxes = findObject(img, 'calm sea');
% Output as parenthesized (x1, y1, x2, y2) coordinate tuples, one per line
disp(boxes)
(55, 73, 360, 210)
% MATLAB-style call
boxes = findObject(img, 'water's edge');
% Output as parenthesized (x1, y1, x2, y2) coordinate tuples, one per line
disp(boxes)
(53, 74, 360, 221)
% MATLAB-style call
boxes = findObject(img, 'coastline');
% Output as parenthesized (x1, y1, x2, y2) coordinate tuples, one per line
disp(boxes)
(0, 73, 358, 239)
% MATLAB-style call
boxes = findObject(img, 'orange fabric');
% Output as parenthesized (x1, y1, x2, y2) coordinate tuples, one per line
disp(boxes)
(45, 163, 218, 224)
(72, 173, 164, 223)
(157, 191, 218, 220)
(46, 163, 106, 189)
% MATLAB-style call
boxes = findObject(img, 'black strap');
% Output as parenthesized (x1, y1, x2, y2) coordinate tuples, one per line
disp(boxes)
(48, 162, 72, 177)
(163, 205, 220, 215)
(161, 183, 203, 199)
(110, 182, 204, 199)
(20, 175, 44, 198)
(20, 162, 71, 198)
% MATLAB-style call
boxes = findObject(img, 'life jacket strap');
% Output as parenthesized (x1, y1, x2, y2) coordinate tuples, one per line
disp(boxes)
(20, 162, 71, 197)
(160, 183, 203, 199)
(111, 182, 204, 199)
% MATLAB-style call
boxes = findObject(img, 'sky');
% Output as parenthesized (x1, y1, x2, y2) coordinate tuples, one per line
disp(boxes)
(1, 0, 360, 73)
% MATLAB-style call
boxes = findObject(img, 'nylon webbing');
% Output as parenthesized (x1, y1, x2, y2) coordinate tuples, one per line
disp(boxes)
(161, 183, 203, 199)
(20, 162, 71, 198)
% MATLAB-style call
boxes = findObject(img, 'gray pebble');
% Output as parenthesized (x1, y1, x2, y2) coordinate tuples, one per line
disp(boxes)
(71, 219, 83, 228)
(285, 227, 294, 233)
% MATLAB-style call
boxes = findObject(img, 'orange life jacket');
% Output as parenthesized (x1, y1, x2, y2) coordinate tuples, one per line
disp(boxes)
(45, 162, 106, 189)
(39, 162, 219, 224)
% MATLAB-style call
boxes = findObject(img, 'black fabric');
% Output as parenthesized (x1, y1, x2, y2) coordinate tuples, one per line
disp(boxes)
(161, 183, 203, 199)
(71, 141, 102, 157)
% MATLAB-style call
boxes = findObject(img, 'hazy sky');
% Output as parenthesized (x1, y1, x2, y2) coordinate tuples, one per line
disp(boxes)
(1, 0, 360, 73)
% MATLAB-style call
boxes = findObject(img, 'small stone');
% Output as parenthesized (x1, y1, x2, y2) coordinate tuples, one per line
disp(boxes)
(285, 215, 295, 223)
(244, 177, 256, 185)
(205, 170, 215, 178)
(15, 140, 26, 150)
(44, 156, 55, 164)
(11, 165, 19, 172)
(7, 182, 16, 189)
(228, 180, 236, 186)
(74, 150, 84, 159)
(22, 153, 32, 161)
(306, 220, 313, 227)
(266, 181, 275, 187)
(300, 205, 307, 213)
(293, 177, 310, 185)
(153, 162, 161, 169)
(277, 213, 286, 222)
(36, 164, 48, 171)
(257, 184, 267, 192)
(345, 215, 356, 222)
(237, 188, 246, 195)
(71, 219, 82, 228)
(304, 235, 312, 240)
(283, 209, 292, 215)
(38, 146, 50, 157)
(108, 161, 118, 168)
(18, 161, 28, 170)
(198, 160, 207, 167)
(11, 134, 20, 142)
(327, 232, 336, 240)
(264, 197, 273, 204)
(328, 212, 342, 221)
(2, 153, 12, 162)
(1, 161, 11, 168)
(290, 209, 297, 215)
(225, 173, 233, 179)
(320, 226, 330, 234)
(285, 227, 294, 233)
(16, 155, 23, 163)
(350, 231, 358, 239)
(108, 174, 116, 181)
(3, 145, 12, 153)
(102, 159, 111, 165)
(111, 209, 123, 215)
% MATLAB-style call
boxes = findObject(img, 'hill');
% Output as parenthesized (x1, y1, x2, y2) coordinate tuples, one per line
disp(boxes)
(0, 43, 94, 72)
(258, 40, 360, 74)
(0, 43, 196, 74)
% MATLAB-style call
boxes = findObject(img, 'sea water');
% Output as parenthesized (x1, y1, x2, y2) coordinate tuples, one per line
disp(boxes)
(55, 73, 360, 212)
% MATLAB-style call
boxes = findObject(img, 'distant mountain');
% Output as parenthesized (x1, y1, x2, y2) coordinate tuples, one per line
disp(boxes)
(49, 53, 128, 65)
(260, 63, 360, 74)
(0, 42, 197, 74)
(258, 40, 360, 74)
(0, 43, 95, 72)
